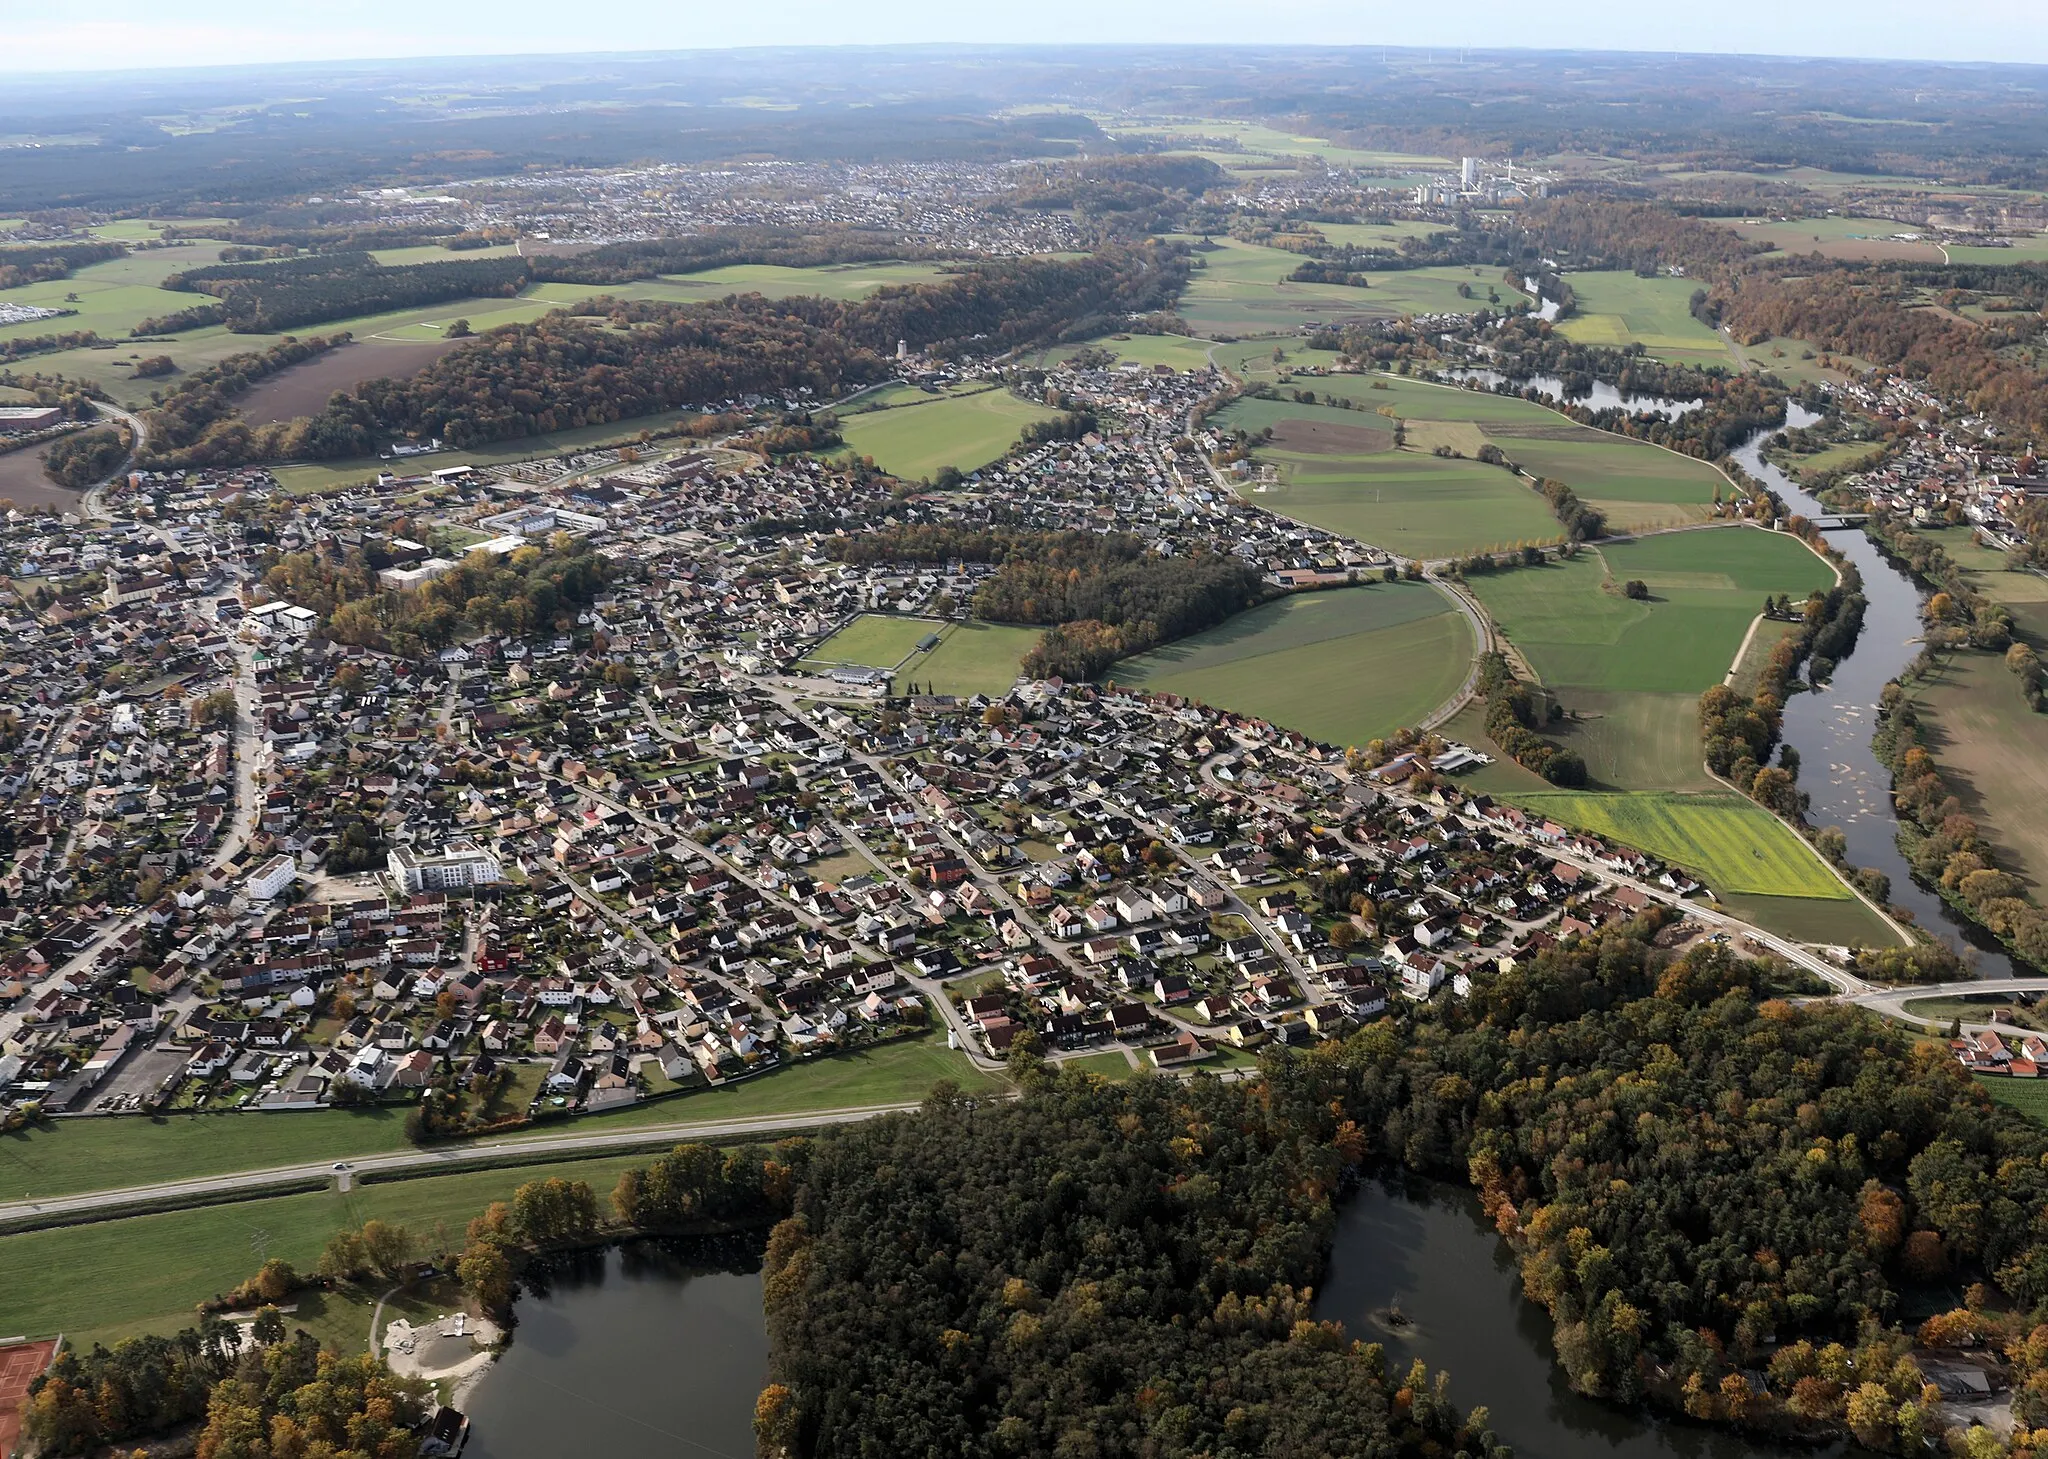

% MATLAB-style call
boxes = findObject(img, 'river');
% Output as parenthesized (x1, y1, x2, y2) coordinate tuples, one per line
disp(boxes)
(1318, 1178, 1840, 1459)
(462, 1241, 768, 1459)
(1729, 408, 2020, 976)
(1438, 367, 1703, 422)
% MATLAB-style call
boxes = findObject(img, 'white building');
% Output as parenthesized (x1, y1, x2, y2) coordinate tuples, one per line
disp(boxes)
(388, 838, 503, 893)
(248, 855, 299, 901)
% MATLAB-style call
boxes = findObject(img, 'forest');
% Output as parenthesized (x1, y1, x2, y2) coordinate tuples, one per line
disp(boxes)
(41, 425, 128, 488)
(1476, 649, 1587, 784)
(1715, 265, 2048, 443)
(263, 536, 614, 657)
(1522, 198, 1769, 275)
(1697, 530, 1865, 823)
(827, 525, 1271, 680)
(748, 915, 2048, 1456)
(760, 1072, 1507, 1459)
(133, 333, 354, 471)
(21, 1326, 430, 1458)
(160, 251, 530, 333)
(528, 226, 946, 285)
(142, 246, 1185, 467)
(0, 238, 127, 290)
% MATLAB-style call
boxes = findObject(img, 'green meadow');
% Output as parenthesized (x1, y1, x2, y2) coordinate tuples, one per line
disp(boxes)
(1508, 790, 1850, 901)
(1173, 237, 1532, 336)
(1467, 529, 1834, 696)
(1555, 271, 1733, 368)
(1108, 583, 1473, 747)
(838, 385, 1059, 480)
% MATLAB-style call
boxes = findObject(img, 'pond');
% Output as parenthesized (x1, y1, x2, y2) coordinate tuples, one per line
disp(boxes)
(1318, 1177, 1839, 1459)
(463, 1240, 768, 1459)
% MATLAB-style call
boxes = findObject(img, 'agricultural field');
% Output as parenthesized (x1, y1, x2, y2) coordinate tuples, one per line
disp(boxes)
(1945, 234, 2048, 266)
(1219, 374, 1727, 555)
(650, 259, 954, 300)
(798, 613, 944, 673)
(1770, 438, 1890, 479)
(0, 447, 77, 511)
(897, 621, 1043, 698)
(1893, 531, 2048, 889)
(1509, 790, 1850, 900)
(1296, 374, 1726, 530)
(837, 385, 1059, 480)
(1555, 270, 1734, 368)
(1464, 529, 1833, 790)
(1726, 215, 1946, 263)
(1173, 237, 1531, 337)
(1907, 633, 2048, 895)
(1217, 396, 1561, 559)
(1099, 120, 1448, 179)
(1107, 583, 1473, 748)
(368, 242, 525, 265)
(1036, 332, 1223, 372)
(1979, 1076, 2048, 1128)
(1468, 529, 1835, 695)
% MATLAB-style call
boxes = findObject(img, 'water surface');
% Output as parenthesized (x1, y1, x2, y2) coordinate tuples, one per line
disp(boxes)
(464, 1242, 768, 1459)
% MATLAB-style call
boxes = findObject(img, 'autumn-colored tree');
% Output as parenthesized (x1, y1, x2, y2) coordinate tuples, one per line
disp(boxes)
(1857, 1181, 1905, 1253)
(458, 1239, 513, 1316)
(1900, 1229, 1948, 1280)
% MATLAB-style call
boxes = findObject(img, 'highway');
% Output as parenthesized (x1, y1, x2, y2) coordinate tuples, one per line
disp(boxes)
(0, 1101, 938, 1230)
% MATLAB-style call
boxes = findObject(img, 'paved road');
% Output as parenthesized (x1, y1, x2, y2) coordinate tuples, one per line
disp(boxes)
(0, 1101, 938, 1230)
(79, 401, 148, 522)
(1840, 978, 2048, 1023)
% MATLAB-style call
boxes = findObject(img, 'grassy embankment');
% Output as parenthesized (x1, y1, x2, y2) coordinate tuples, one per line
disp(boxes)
(0, 1036, 1001, 1207)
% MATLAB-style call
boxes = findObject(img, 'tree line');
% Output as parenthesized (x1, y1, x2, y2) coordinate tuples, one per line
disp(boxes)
(133, 333, 353, 472)
(42, 424, 128, 488)
(0, 239, 127, 290)
(186, 247, 1183, 467)
(828, 525, 1271, 681)
(160, 251, 531, 334)
(1477, 649, 1587, 784)
(22, 1324, 431, 1458)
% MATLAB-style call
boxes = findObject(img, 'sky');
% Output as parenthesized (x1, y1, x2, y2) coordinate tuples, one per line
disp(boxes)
(11, 0, 2048, 73)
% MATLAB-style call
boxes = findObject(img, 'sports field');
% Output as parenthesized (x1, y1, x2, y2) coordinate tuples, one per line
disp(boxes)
(1108, 583, 1473, 747)
(838, 385, 1059, 480)
(1555, 271, 1734, 368)
(898, 621, 1042, 698)
(800, 614, 943, 672)
(1468, 529, 1834, 695)
(1510, 791, 1850, 900)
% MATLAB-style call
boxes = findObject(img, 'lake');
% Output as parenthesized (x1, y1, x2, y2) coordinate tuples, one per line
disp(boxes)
(1318, 1177, 1838, 1459)
(463, 1240, 768, 1459)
